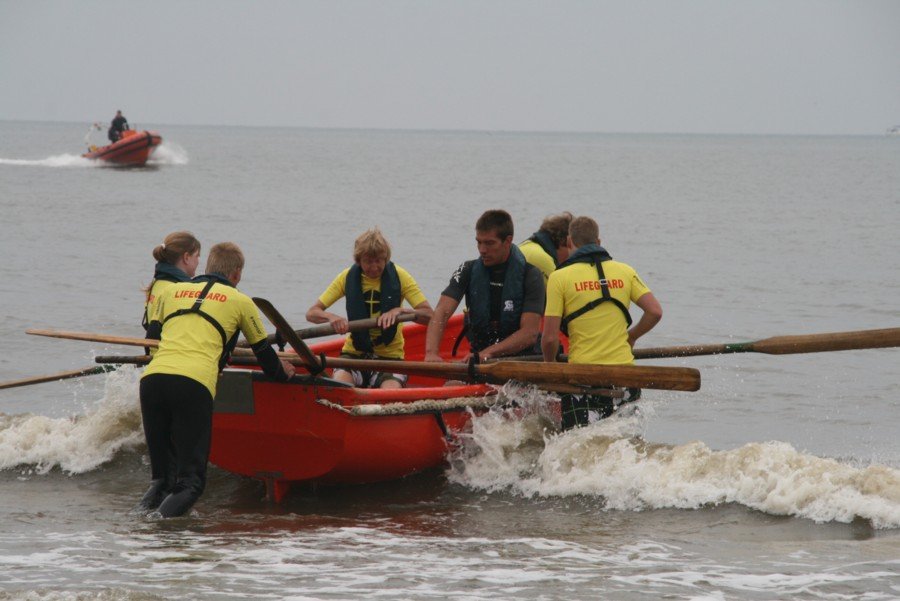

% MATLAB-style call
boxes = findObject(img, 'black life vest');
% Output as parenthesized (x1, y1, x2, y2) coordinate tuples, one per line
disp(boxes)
(527, 230, 559, 268)
(345, 262, 401, 354)
(463, 245, 527, 352)
(557, 244, 633, 336)
(161, 274, 240, 370)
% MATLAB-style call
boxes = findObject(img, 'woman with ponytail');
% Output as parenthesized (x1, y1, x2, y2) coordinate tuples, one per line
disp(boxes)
(143, 232, 201, 333)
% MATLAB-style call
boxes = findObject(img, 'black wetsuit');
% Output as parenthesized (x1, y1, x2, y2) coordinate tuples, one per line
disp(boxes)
(109, 115, 129, 142)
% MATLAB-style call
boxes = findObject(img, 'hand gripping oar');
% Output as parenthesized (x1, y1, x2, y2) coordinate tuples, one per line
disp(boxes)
(251, 298, 324, 374)
(634, 327, 900, 360)
(235, 312, 424, 348)
(0, 364, 118, 391)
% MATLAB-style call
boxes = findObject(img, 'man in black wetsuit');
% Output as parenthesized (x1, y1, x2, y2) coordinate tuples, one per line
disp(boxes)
(108, 110, 129, 142)
(424, 209, 545, 362)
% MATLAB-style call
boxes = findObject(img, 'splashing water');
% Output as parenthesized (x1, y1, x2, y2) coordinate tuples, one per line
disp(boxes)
(0, 367, 145, 474)
(0, 154, 98, 167)
(448, 386, 900, 529)
(0, 141, 188, 167)
(148, 142, 189, 165)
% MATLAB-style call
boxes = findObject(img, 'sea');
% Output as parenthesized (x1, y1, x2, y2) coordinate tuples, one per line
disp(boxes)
(0, 120, 898, 600)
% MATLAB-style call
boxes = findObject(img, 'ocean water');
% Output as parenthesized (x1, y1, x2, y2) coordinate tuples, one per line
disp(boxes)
(0, 120, 899, 600)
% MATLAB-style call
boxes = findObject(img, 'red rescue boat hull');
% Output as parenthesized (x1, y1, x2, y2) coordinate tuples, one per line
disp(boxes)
(210, 314, 497, 501)
(83, 130, 162, 166)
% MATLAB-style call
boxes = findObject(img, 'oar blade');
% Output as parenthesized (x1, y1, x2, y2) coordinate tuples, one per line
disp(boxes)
(252, 298, 323, 372)
(751, 327, 900, 355)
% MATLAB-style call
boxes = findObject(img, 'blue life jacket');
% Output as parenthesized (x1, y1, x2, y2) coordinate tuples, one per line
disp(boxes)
(345, 262, 401, 354)
(557, 244, 632, 336)
(464, 245, 526, 352)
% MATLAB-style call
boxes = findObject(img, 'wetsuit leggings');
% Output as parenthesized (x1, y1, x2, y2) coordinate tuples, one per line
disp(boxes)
(560, 388, 642, 431)
(139, 373, 213, 517)
(560, 393, 616, 431)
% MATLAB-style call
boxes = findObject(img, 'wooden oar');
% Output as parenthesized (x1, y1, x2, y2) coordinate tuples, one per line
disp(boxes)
(237, 308, 697, 390)
(0, 364, 118, 391)
(36, 328, 700, 391)
(96, 353, 700, 397)
(27, 328, 162, 348)
(634, 327, 900, 360)
(321, 357, 700, 391)
(251, 298, 323, 373)
(235, 312, 423, 348)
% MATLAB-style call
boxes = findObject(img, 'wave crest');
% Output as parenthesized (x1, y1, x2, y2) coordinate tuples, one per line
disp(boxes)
(448, 387, 900, 529)
(0, 367, 145, 474)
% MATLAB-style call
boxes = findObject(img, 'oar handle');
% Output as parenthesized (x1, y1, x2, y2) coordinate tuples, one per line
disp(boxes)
(235, 312, 424, 348)
(0, 364, 118, 390)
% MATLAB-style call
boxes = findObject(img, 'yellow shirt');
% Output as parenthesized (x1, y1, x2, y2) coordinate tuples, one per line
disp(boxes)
(318, 265, 427, 359)
(519, 239, 556, 282)
(143, 280, 269, 396)
(144, 279, 177, 357)
(545, 260, 650, 365)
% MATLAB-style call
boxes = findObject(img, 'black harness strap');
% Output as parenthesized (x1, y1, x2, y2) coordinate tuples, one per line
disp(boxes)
(560, 260, 633, 336)
(162, 280, 236, 369)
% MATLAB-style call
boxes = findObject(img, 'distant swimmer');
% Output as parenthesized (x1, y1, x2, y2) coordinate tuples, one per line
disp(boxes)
(108, 110, 129, 142)
(519, 211, 573, 281)
(305, 227, 433, 388)
(541, 216, 662, 430)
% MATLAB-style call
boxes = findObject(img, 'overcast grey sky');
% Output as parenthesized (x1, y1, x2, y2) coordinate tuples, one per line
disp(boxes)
(1, 0, 898, 134)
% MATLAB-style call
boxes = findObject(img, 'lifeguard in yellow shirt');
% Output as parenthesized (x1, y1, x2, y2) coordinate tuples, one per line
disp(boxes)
(306, 228, 433, 388)
(142, 231, 201, 353)
(518, 211, 572, 281)
(141, 242, 295, 517)
(541, 216, 662, 430)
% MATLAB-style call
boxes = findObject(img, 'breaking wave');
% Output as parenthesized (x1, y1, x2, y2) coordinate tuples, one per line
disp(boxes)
(4, 373, 900, 529)
(0, 367, 144, 474)
(448, 384, 900, 529)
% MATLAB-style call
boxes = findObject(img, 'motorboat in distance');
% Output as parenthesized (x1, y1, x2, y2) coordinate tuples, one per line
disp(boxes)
(83, 129, 162, 166)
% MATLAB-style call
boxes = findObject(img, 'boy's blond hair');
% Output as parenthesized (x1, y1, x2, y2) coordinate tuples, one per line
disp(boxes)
(353, 228, 392, 263)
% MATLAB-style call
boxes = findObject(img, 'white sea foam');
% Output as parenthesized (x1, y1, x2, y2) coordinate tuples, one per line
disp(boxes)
(0, 154, 97, 167)
(0, 368, 144, 474)
(148, 141, 189, 165)
(448, 390, 900, 529)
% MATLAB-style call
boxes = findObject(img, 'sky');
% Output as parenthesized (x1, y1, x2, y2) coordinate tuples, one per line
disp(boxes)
(1, 0, 898, 135)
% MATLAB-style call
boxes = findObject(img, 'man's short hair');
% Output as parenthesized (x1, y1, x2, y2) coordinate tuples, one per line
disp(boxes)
(476, 209, 514, 240)
(353, 228, 392, 263)
(539, 211, 573, 247)
(206, 242, 245, 276)
(569, 216, 600, 247)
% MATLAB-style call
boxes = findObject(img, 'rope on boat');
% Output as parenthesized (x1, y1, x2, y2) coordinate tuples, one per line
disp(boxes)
(315, 395, 502, 416)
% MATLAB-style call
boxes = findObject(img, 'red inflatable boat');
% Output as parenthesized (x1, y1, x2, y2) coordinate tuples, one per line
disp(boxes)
(83, 130, 162, 166)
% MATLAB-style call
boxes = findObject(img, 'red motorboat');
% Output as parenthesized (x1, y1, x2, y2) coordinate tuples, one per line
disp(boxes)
(83, 129, 162, 166)
(210, 314, 499, 502)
